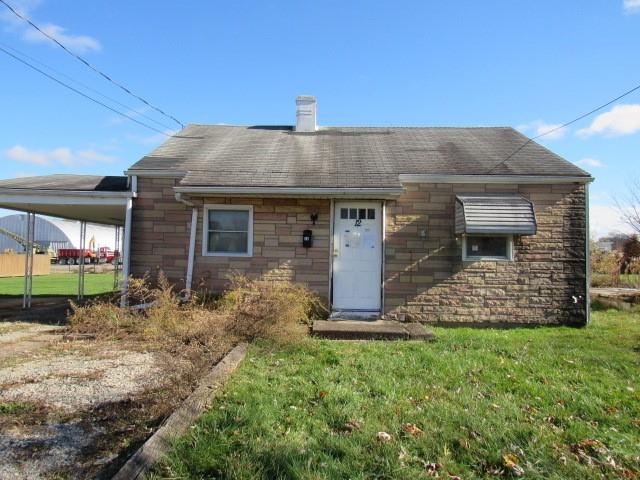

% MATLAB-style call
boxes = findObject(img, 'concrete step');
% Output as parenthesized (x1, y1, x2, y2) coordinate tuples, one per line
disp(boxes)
(311, 320, 435, 341)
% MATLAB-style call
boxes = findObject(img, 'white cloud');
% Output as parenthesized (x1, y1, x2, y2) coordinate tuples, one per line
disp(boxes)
(517, 120, 567, 140)
(575, 158, 605, 168)
(590, 204, 635, 238)
(22, 23, 101, 53)
(577, 104, 640, 137)
(4, 145, 117, 167)
(624, 0, 640, 13)
(1, 0, 101, 53)
(5, 145, 50, 165)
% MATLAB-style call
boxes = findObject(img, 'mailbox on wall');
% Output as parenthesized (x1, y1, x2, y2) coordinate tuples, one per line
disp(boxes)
(302, 229, 313, 248)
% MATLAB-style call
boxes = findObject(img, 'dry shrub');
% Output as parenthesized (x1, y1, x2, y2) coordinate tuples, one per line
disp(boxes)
(69, 272, 322, 350)
(218, 273, 324, 343)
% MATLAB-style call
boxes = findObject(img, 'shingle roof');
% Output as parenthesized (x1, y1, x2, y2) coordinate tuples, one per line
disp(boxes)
(0, 174, 129, 192)
(128, 125, 591, 188)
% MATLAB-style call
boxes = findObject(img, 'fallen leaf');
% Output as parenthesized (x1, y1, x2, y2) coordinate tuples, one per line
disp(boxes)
(343, 420, 362, 432)
(401, 423, 423, 436)
(376, 431, 392, 442)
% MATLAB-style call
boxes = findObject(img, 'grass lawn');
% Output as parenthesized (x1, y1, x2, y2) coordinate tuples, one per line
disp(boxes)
(156, 309, 640, 479)
(0, 272, 117, 296)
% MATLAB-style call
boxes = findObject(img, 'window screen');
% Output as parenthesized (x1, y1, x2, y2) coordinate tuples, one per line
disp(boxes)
(465, 236, 509, 259)
(207, 209, 250, 254)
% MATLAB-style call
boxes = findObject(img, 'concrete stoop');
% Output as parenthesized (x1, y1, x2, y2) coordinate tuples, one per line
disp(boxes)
(311, 320, 435, 341)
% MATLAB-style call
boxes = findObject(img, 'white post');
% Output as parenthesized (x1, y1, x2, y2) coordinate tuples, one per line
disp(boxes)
(185, 207, 198, 298)
(78, 221, 86, 300)
(113, 225, 121, 290)
(120, 197, 133, 307)
(22, 212, 34, 309)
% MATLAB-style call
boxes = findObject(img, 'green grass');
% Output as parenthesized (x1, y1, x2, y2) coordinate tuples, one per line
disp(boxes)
(0, 401, 35, 415)
(156, 310, 640, 479)
(0, 272, 117, 297)
(592, 273, 640, 288)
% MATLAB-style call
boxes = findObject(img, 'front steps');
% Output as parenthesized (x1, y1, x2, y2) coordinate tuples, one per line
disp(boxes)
(311, 320, 435, 341)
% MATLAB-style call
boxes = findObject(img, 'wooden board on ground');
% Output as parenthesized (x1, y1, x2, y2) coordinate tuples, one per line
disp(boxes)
(112, 343, 248, 480)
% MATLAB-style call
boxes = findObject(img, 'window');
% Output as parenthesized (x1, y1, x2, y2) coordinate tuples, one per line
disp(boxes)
(462, 235, 513, 261)
(203, 205, 253, 256)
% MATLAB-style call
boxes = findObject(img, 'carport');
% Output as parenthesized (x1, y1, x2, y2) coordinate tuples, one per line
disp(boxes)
(0, 174, 134, 307)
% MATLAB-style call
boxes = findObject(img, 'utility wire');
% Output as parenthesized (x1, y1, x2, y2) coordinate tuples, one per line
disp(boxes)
(0, 40, 175, 131)
(487, 82, 640, 173)
(0, 0, 184, 129)
(0, 45, 172, 136)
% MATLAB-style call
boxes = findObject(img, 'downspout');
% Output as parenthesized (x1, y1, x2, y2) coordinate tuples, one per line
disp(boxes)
(175, 192, 197, 297)
(120, 175, 137, 307)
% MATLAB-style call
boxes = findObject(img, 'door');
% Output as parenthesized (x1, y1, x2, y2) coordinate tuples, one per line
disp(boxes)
(332, 201, 382, 311)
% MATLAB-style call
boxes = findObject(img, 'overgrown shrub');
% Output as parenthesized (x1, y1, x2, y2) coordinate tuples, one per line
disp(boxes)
(218, 274, 325, 343)
(591, 248, 623, 287)
(69, 272, 321, 347)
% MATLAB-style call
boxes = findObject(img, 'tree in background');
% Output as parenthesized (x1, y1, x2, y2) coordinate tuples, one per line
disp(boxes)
(616, 177, 640, 234)
(621, 236, 640, 273)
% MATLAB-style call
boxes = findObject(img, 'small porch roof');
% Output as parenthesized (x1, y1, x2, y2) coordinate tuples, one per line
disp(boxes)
(455, 193, 537, 235)
(0, 175, 130, 226)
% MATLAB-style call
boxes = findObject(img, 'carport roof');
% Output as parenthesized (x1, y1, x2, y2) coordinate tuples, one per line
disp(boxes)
(0, 174, 128, 192)
(0, 175, 130, 225)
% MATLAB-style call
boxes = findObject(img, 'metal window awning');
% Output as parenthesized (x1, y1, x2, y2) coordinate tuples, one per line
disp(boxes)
(455, 194, 537, 235)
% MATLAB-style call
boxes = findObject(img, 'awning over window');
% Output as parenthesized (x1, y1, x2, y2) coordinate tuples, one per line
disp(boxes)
(455, 194, 537, 235)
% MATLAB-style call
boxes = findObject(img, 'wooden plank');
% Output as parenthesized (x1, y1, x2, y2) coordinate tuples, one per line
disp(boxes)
(112, 343, 248, 480)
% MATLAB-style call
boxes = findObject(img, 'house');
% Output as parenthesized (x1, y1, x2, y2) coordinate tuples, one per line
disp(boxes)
(125, 96, 593, 326)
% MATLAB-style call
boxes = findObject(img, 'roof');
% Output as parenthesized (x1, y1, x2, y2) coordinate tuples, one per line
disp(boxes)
(127, 125, 591, 189)
(0, 175, 129, 225)
(455, 194, 537, 235)
(0, 174, 128, 192)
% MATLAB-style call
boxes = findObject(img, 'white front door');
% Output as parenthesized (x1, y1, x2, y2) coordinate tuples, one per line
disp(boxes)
(332, 201, 382, 311)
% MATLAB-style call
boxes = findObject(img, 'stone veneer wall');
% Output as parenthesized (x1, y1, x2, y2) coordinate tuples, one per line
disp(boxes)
(130, 177, 331, 299)
(383, 183, 587, 326)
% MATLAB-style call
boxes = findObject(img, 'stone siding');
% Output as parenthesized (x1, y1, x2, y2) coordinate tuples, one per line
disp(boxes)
(130, 177, 330, 298)
(383, 183, 587, 325)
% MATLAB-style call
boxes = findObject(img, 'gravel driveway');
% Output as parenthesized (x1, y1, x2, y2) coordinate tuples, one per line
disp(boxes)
(0, 321, 165, 479)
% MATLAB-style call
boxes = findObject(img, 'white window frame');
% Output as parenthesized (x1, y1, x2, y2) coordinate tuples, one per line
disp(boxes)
(462, 234, 513, 262)
(202, 204, 253, 257)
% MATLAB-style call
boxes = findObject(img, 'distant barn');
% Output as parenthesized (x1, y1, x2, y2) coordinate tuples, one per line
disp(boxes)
(0, 214, 117, 253)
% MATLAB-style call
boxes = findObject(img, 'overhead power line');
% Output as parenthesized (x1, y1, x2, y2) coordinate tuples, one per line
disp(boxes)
(0, 45, 172, 136)
(0, 0, 184, 129)
(488, 82, 640, 173)
(0, 41, 175, 131)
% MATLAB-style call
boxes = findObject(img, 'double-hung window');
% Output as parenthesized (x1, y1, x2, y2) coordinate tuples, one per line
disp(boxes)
(203, 205, 253, 256)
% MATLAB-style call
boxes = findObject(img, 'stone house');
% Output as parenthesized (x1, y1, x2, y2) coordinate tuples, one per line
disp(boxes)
(125, 96, 592, 326)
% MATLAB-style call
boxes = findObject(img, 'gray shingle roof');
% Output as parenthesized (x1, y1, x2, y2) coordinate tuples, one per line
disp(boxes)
(0, 174, 129, 192)
(128, 125, 591, 188)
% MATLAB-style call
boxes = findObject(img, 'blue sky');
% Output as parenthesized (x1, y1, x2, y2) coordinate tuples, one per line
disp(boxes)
(1, 0, 639, 237)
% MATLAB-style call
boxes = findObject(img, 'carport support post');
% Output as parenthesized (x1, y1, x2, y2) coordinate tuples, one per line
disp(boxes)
(77, 221, 86, 301)
(120, 196, 133, 307)
(22, 212, 35, 309)
(113, 226, 121, 290)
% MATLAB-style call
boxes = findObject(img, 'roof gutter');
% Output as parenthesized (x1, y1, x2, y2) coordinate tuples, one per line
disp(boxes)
(173, 186, 405, 198)
(124, 169, 186, 178)
(399, 174, 594, 184)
